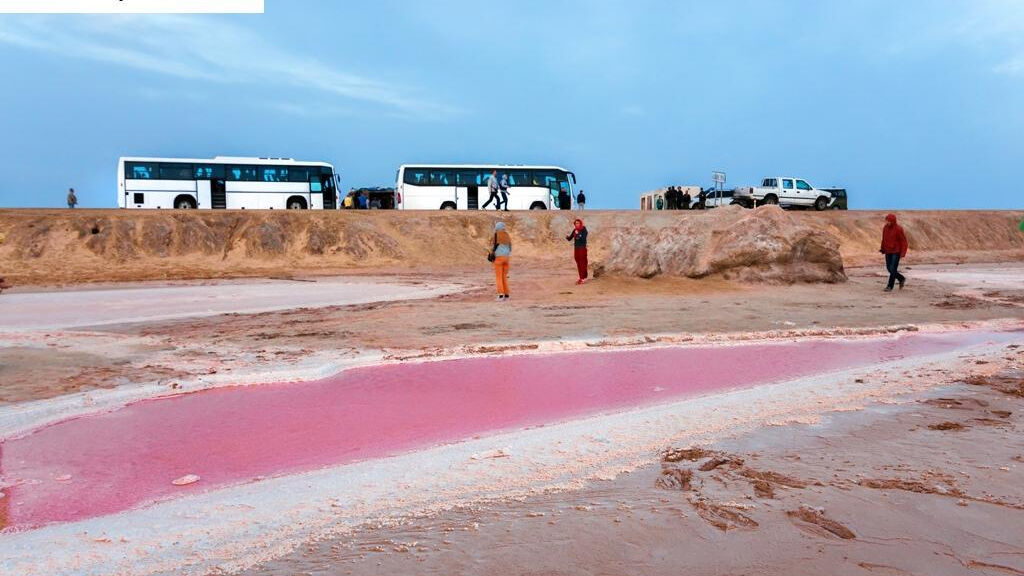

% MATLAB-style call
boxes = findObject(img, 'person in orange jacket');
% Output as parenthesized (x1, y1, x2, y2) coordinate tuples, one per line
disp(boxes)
(880, 213, 909, 292)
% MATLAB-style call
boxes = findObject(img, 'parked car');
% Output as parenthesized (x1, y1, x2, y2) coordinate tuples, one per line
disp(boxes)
(822, 188, 848, 210)
(691, 188, 737, 209)
(733, 177, 835, 211)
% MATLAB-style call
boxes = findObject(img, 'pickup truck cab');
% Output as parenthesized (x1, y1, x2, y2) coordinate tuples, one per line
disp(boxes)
(733, 177, 834, 211)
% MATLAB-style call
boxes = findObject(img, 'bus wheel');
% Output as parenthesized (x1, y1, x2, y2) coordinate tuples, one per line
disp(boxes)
(287, 197, 308, 210)
(440, 202, 456, 210)
(529, 202, 547, 210)
(174, 195, 197, 210)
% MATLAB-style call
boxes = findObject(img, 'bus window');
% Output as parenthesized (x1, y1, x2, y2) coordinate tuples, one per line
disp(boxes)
(310, 177, 323, 192)
(456, 171, 480, 187)
(429, 170, 453, 186)
(532, 170, 557, 188)
(261, 166, 285, 182)
(194, 165, 225, 179)
(159, 163, 193, 180)
(127, 162, 157, 179)
(288, 167, 310, 182)
(403, 167, 428, 185)
(507, 170, 530, 186)
(229, 166, 259, 181)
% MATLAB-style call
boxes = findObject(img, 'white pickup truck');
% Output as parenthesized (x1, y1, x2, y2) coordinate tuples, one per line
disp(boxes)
(733, 177, 835, 211)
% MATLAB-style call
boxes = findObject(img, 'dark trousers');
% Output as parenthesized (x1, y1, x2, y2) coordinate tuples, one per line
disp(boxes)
(885, 253, 905, 289)
(574, 247, 588, 280)
(497, 191, 508, 210)
(481, 191, 499, 209)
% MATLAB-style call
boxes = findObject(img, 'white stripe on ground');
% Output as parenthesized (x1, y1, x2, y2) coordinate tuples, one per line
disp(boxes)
(0, 278, 464, 331)
(2, 335, 1020, 576)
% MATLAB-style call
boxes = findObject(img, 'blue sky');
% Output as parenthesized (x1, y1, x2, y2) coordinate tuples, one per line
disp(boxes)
(0, 0, 1021, 209)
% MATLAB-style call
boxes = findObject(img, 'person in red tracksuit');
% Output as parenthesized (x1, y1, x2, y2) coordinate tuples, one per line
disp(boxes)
(566, 218, 589, 285)
(880, 213, 909, 292)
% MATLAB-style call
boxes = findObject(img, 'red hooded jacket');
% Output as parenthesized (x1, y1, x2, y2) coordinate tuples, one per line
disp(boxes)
(880, 214, 908, 257)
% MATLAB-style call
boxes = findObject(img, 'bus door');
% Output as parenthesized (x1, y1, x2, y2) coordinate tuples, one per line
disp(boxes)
(551, 181, 571, 210)
(456, 171, 479, 210)
(321, 172, 337, 209)
(210, 179, 226, 209)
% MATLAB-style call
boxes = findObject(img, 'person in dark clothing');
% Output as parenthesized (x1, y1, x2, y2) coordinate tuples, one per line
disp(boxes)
(697, 188, 707, 210)
(880, 213, 909, 292)
(680, 188, 691, 210)
(665, 187, 676, 210)
(565, 218, 589, 284)
(576, 190, 586, 210)
(481, 170, 500, 210)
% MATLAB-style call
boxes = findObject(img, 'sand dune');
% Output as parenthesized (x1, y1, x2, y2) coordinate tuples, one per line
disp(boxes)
(0, 208, 1021, 286)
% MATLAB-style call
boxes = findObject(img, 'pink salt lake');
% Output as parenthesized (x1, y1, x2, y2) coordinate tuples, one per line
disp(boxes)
(0, 330, 1016, 530)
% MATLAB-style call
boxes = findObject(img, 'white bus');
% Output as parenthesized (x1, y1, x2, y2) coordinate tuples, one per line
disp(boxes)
(396, 164, 576, 210)
(118, 156, 339, 210)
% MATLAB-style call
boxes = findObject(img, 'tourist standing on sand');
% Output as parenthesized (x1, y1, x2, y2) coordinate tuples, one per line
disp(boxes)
(680, 188, 692, 210)
(357, 190, 369, 209)
(576, 189, 586, 210)
(482, 170, 500, 210)
(566, 218, 589, 285)
(498, 173, 510, 211)
(66, 188, 78, 209)
(880, 213, 909, 292)
(490, 222, 512, 300)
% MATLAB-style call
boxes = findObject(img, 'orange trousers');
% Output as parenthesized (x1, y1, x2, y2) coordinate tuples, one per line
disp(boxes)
(493, 256, 510, 295)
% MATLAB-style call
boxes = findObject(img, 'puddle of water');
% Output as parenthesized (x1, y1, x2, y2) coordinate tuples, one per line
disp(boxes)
(0, 330, 1016, 530)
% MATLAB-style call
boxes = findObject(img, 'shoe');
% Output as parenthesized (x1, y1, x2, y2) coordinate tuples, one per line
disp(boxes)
(899, 278, 906, 290)
(576, 278, 584, 285)
(884, 287, 893, 292)
(496, 295, 505, 301)
(503, 294, 510, 301)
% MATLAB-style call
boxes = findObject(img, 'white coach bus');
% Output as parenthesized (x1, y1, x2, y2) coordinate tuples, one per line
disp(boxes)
(118, 156, 339, 210)
(396, 164, 576, 210)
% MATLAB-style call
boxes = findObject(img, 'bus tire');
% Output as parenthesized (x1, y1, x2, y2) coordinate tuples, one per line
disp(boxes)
(529, 202, 547, 210)
(286, 197, 308, 210)
(174, 195, 197, 210)
(440, 202, 457, 210)
(814, 196, 829, 211)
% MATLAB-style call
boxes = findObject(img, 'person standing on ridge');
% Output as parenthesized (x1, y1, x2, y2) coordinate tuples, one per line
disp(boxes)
(880, 213, 909, 292)
(482, 170, 500, 210)
(680, 188, 692, 210)
(576, 189, 586, 210)
(66, 188, 78, 209)
(498, 173, 510, 211)
(566, 218, 589, 285)
(489, 221, 512, 300)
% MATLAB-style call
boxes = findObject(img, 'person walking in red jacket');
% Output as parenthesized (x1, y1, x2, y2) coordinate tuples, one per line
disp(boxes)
(880, 213, 909, 292)
(566, 218, 589, 285)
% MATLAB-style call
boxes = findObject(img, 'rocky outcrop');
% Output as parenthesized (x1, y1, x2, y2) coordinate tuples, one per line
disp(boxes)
(603, 206, 847, 283)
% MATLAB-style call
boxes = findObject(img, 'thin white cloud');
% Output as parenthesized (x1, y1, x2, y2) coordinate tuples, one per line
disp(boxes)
(0, 15, 459, 116)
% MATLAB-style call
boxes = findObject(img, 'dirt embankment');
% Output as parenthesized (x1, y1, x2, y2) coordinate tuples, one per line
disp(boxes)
(0, 209, 1021, 285)
(603, 206, 847, 283)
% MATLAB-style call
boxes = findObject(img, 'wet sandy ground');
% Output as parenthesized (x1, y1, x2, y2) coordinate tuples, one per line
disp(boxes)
(0, 277, 462, 331)
(1, 264, 1022, 405)
(246, 366, 1024, 576)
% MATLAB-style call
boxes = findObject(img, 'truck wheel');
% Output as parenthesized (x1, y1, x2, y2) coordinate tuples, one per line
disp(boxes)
(763, 195, 779, 206)
(814, 196, 829, 211)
